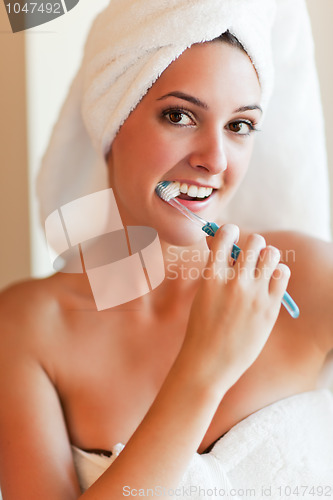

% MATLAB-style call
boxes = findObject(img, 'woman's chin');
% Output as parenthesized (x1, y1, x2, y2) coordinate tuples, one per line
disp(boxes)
(156, 221, 206, 247)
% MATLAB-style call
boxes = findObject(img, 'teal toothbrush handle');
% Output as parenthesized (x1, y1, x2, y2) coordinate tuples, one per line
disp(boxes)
(281, 294, 300, 319)
(202, 222, 300, 319)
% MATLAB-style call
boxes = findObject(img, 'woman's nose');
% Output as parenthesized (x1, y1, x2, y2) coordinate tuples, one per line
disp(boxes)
(188, 131, 228, 174)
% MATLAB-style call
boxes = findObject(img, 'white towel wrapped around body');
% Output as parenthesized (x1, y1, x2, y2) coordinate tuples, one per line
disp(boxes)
(72, 390, 333, 499)
(37, 0, 331, 240)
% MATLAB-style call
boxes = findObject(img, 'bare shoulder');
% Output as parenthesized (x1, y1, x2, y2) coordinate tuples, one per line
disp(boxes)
(0, 276, 82, 498)
(239, 228, 332, 275)
(0, 275, 61, 314)
(261, 229, 331, 261)
(0, 273, 91, 377)
(261, 230, 333, 353)
(260, 230, 332, 283)
(0, 278, 61, 393)
(0, 271, 91, 331)
(1, 276, 51, 325)
(0, 276, 62, 345)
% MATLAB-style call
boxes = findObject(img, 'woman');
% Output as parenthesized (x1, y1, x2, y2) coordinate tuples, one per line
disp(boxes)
(0, 1, 333, 499)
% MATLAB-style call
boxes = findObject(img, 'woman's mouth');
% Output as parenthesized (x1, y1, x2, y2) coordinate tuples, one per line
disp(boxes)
(157, 180, 218, 213)
(176, 182, 213, 201)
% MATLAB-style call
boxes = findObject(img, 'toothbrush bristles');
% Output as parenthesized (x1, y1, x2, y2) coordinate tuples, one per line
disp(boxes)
(155, 181, 181, 201)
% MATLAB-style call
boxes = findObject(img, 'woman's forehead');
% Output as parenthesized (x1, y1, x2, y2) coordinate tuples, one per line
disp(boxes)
(145, 42, 261, 105)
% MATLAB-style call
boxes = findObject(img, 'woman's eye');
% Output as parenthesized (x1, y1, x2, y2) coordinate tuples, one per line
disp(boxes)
(163, 109, 195, 126)
(227, 120, 256, 136)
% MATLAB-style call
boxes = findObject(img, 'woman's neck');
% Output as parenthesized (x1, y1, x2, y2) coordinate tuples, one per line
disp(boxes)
(52, 237, 210, 316)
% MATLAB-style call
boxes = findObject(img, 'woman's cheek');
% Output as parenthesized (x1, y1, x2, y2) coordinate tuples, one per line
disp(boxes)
(224, 160, 246, 188)
(227, 142, 254, 183)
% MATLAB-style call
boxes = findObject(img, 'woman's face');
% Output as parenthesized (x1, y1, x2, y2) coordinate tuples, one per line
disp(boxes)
(108, 41, 261, 246)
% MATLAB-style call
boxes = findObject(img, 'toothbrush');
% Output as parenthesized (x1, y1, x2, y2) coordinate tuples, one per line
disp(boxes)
(155, 180, 300, 319)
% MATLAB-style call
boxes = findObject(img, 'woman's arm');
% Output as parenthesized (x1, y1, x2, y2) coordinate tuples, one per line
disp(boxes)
(0, 225, 290, 500)
(0, 286, 82, 499)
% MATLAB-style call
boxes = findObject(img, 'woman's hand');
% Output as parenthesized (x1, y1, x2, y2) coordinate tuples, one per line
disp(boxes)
(179, 224, 291, 392)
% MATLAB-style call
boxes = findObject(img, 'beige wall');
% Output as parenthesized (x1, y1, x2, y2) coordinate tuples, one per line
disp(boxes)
(0, 3, 31, 291)
(25, 0, 109, 279)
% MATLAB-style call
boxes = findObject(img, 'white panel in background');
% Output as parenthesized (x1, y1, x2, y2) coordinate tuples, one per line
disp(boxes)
(25, 0, 109, 277)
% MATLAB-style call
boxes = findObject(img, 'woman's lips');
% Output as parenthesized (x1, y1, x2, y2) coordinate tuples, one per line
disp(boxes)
(172, 190, 217, 212)
(155, 180, 219, 214)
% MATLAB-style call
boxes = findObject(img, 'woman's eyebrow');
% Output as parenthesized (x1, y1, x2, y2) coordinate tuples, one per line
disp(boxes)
(157, 93, 262, 115)
(234, 105, 263, 114)
(157, 91, 209, 109)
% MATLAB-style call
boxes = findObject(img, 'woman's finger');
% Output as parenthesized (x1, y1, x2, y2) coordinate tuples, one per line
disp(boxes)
(234, 233, 266, 278)
(206, 224, 239, 275)
(256, 245, 281, 282)
(269, 263, 291, 299)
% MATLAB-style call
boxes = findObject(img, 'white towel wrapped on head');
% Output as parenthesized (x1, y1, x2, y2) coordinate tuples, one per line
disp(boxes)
(81, 0, 275, 156)
(37, 0, 275, 222)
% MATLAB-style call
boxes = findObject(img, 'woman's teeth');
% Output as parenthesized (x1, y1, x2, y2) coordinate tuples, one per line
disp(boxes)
(174, 181, 213, 199)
